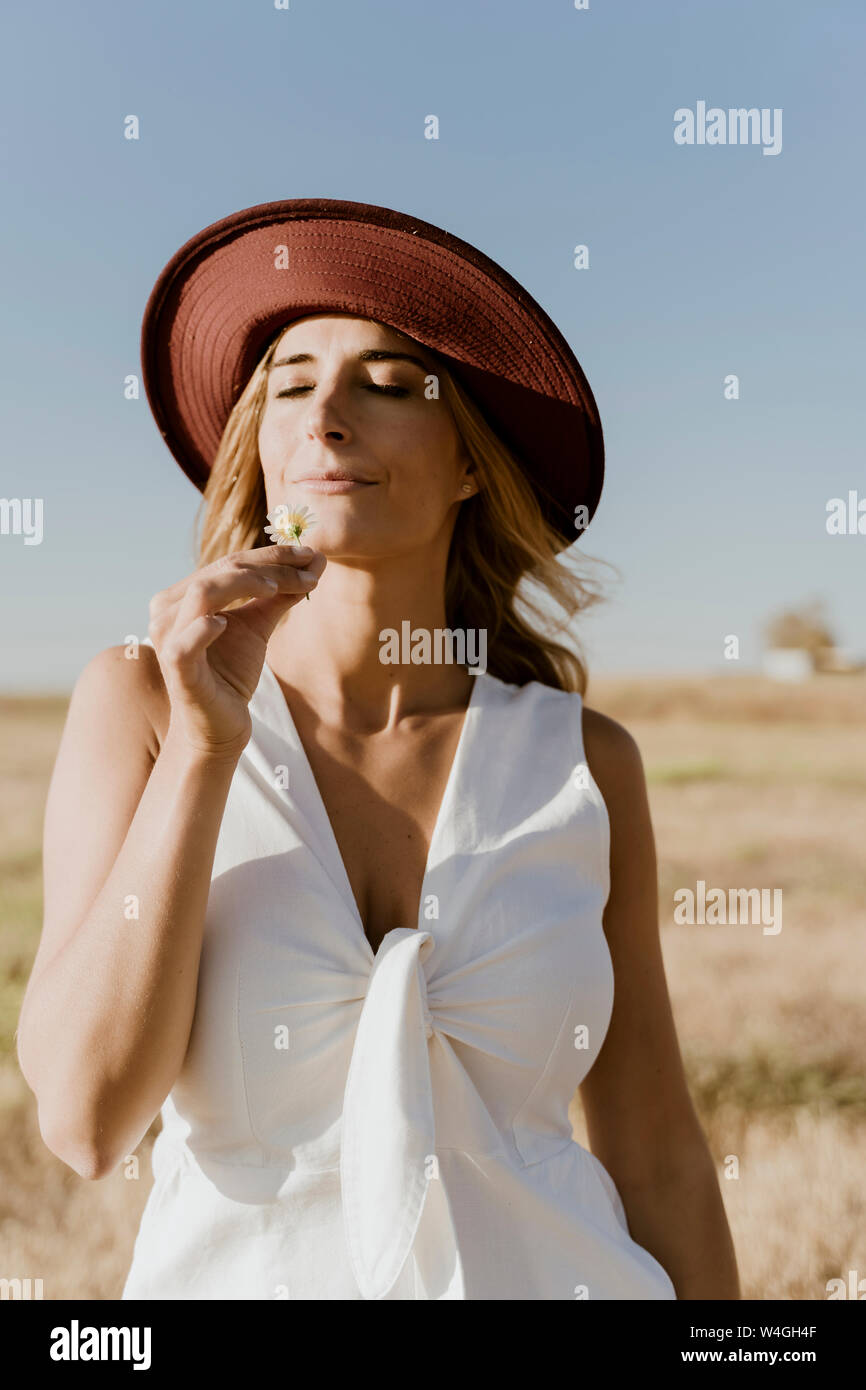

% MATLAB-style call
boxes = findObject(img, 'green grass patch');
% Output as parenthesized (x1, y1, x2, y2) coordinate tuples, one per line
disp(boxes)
(685, 1045, 866, 1116)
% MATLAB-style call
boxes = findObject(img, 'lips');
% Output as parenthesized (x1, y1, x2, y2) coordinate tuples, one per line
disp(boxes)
(294, 474, 378, 495)
(296, 470, 375, 483)
(296, 464, 378, 480)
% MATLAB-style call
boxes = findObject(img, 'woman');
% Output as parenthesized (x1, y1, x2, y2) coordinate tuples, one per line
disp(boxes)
(16, 199, 739, 1300)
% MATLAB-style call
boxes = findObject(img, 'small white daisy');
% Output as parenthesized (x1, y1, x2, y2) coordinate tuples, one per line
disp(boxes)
(264, 503, 318, 600)
(264, 502, 317, 546)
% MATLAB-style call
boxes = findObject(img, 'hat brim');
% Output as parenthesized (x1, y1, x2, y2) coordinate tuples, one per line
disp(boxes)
(140, 197, 604, 547)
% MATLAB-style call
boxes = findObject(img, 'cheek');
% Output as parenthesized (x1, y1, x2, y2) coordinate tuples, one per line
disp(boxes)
(257, 408, 292, 468)
(385, 411, 460, 486)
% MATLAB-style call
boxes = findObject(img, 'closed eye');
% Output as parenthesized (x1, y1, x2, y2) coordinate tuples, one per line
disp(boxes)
(275, 384, 410, 398)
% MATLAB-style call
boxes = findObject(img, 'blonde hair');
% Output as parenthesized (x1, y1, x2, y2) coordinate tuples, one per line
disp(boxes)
(193, 324, 612, 694)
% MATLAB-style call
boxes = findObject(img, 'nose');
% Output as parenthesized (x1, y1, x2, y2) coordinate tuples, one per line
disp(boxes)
(307, 420, 347, 443)
(303, 372, 352, 445)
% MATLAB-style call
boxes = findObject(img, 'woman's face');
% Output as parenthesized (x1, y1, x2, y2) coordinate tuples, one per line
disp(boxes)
(257, 314, 472, 559)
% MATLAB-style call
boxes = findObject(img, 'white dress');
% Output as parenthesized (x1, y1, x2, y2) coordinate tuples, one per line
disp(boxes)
(121, 661, 676, 1300)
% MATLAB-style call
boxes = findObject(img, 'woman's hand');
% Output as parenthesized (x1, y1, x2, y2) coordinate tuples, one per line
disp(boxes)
(147, 546, 326, 759)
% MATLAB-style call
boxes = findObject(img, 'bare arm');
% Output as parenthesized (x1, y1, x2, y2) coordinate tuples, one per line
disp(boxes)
(16, 546, 325, 1179)
(16, 647, 242, 1178)
(579, 708, 740, 1300)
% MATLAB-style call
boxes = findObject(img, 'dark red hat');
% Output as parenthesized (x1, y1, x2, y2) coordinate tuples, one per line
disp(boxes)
(140, 197, 604, 547)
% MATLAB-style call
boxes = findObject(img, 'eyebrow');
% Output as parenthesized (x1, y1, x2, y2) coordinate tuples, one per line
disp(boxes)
(268, 349, 432, 373)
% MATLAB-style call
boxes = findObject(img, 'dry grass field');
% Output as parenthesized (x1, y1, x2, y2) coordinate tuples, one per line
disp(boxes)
(1, 671, 863, 1300)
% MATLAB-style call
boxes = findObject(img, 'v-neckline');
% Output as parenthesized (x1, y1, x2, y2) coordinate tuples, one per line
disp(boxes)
(259, 660, 486, 961)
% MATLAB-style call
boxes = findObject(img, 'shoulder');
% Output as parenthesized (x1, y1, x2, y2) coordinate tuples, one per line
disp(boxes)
(579, 701, 649, 830)
(580, 703, 644, 791)
(576, 703, 659, 941)
(69, 642, 169, 760)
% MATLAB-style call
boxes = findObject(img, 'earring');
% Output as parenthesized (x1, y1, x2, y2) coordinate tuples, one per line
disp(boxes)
(461, 483, 473, 493)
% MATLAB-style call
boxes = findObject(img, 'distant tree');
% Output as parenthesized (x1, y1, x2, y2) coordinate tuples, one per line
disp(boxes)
(764, 599, 836, 653)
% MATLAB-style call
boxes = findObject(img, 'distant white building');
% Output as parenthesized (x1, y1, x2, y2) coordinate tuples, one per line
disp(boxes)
(762, 646, 865, 681)
(762, 648, 814, 682)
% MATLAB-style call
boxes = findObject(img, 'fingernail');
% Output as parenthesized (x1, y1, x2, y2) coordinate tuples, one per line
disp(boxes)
(299, 570, 317, 585)
(293, 545, 314, 556)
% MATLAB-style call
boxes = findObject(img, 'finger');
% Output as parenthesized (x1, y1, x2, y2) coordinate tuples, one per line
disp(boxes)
(152, 564, 273, 622)
(224, 563, 321, 628)
(152, 548, 323, 618)
(180, 555, 325, 624)
(176, 566, 295, 628)
(268, 549, 327, 585)
(161, 613, 227, 679)
(225, 585, 317, 639)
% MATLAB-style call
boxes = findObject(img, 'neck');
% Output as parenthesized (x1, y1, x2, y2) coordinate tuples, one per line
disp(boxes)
(266, 550, 478, 733)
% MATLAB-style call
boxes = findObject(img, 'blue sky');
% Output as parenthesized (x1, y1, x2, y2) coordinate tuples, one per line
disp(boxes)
(1, 0, 863, 690)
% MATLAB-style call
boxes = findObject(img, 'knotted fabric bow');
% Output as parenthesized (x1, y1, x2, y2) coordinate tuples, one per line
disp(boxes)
(340, 929, 466, 1299)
